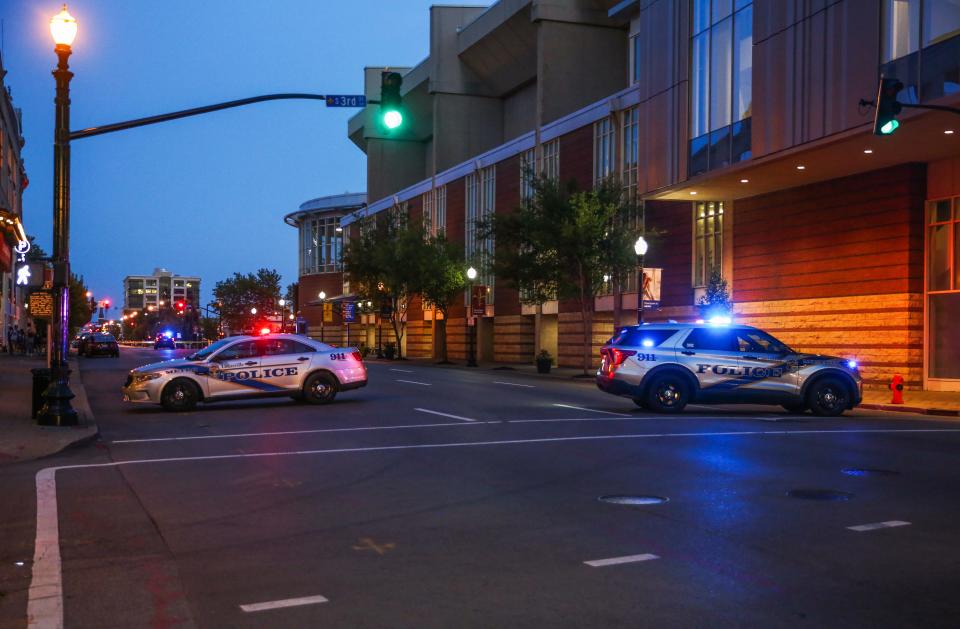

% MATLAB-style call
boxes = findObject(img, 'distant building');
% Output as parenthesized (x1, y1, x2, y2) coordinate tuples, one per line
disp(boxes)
(0, 52, 29, 335)
(123, 268, 201, 314)
(284, 193, 366, 340)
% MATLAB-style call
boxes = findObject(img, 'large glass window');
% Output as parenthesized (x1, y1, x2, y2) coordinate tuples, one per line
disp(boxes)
(621, 107, 639, 201)
(693, 201, 724, 287)
(631, 34, 642, 83)
(593, 117, 616, 186)
(927, 198, 960, 381)
(300, 215, 342, 275)
(466, 167, 496, 298)
(689, 0, 752, 176)
(540, 139, 560, 181)
(520, 148, 535, 203)
(883, 0, 960, 101)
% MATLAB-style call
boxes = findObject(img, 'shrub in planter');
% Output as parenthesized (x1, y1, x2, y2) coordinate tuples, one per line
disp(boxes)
(384, 341, 397, 360)
(536, 350, 553, 374)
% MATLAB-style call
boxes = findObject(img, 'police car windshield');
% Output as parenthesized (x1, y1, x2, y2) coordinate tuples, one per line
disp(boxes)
(188, 338, 234, 361)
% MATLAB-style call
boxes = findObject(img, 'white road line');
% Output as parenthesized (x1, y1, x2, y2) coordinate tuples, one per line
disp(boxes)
(389, 368, 414, 373)
(847, 520, 911, 532)
(112, 421, 482, 444)
(584, 553, 659, 567)
(29, 427, 960, 628)
(553, 403, 631, 417)
(240, 594, 329, 613)
(493, 381, 535, 388)
(415, 408, 478, 422)
(396, 379, 431, 386)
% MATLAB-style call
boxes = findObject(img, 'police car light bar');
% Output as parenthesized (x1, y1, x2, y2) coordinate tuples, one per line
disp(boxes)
(259, 327, 271, 335)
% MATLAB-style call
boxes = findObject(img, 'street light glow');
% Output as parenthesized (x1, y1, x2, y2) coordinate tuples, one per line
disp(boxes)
(319, 291, 326, 300)
(466, 267, 477, 280)
(250, 307, 257, 315)
(50, 5, 78, 47)
(634, 236, 649, 256)
(278, 299, 286, 306)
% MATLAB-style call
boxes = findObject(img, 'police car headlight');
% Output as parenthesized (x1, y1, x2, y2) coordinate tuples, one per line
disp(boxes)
(846, 360, 858, 370)
(132, 372, 161, 384)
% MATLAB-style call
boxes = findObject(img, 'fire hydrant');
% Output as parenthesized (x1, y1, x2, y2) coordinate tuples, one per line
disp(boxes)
(889, 374, 905, 404)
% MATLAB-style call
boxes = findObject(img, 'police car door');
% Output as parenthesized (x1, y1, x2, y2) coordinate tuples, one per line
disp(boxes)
(733, 329, 800, 399)
(679, 327, 741, 402)
(259, 339, 314, 391)
(207, 340, 262, 398)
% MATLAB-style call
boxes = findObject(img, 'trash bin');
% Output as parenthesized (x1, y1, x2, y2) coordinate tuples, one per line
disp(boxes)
(31, 368, 51, 419)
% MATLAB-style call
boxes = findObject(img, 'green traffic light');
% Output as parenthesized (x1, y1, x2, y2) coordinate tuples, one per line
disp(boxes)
(383, 109, 403, 129)
(880, 119, 899, 134)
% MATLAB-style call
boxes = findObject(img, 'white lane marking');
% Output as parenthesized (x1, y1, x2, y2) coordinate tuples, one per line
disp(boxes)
(847, 520, 911, 532)
(414, 408, 477, 422)
(240, 594, 329, 613)
(584, 553, 659, 567)
(27, 468, 62, 629)
(493, 381, 535, 388)
(396, 379, 431, 386)
(29, 427, 960, 626)
(553, 403, 631, 417)
(389, 368, 414, 373)
(112, 421, 482, 444)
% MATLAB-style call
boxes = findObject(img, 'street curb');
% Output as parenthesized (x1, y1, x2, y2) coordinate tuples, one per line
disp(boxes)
(859, 403, 960, 417)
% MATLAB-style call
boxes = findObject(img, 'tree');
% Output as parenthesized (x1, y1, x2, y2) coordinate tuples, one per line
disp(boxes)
(68, 274, 93, 336)
(482, 176, 640, 375)
(418, 234, 466, 362)
(285, 281, 299, 314)
(342, 208, 426, 359)
(697, 269, 733, 318)
(25, 235, 49, 262)
(212, 268, 282, 334)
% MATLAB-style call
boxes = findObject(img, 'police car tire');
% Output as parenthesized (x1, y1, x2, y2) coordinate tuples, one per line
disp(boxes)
(806, 377, 849, 417)
(645, 373, 689, 414)
(161, 378, 199, 412)
(304, 372, 338, 404)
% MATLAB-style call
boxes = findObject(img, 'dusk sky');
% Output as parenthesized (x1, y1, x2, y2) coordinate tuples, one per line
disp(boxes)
(2, 0, 448, 313)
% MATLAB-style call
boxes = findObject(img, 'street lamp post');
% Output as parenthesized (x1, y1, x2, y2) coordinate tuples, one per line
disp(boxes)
(39, 6, 80, 426)
(466, 266, 478, 367)
(318, 291, 326, 343)
(278, 299, 286, 332)
(634, 236, 648, 325)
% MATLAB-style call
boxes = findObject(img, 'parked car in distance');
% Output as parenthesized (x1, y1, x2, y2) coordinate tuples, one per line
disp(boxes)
(85, 333, 120, 358)
(154, 334, 177, 350)
(76, 331, 96, 356)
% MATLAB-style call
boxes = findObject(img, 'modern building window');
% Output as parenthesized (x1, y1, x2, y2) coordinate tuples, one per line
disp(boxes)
(689, 0, 752, 177)
(693, 201, 724, 287)
(520, 148, 535, 203)
(631, 34, 641, 83)
(424, 186, 447, 236)
(593, 117, 616, 186)
(540, 139, 560, 181)
(301, 215, 342, 275)
(926, 197, 960, 380)
(423, 189, 433, 233)
(466, 167, 496, 297)
(622, 107, 639, 201)
(882, 0, 960, 102)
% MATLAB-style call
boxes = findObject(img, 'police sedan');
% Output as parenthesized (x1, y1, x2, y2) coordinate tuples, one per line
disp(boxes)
(122, 333, 367, 411)
(597, 322, 862, 416)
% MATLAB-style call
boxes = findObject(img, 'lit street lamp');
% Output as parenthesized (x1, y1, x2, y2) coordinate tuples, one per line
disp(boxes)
(278, 298, 287, 332)
(38, 5, 80, 426)
(634, 236, 648, 325)
(318, 291, 326, 342)
(250, 307, 257, 315)
(466, 266, 478, 367)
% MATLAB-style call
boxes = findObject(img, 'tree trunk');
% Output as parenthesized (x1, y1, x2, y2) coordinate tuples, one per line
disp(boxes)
(578, 266, 592, 376)
(534, 303, 542, 362)
(437, 309, 448, 362)
(391, 297, 405, 359)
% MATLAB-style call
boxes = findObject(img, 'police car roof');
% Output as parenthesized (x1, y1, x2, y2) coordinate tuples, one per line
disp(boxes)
(617, 322, 759, 331)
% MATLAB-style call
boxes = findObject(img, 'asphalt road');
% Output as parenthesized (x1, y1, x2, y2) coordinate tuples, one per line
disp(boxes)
(3, 345, 960, 628)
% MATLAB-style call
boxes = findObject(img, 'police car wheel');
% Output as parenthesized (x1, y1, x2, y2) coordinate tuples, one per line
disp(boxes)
(645, 374, 689, 414)
(807, 377, 849, 417)
(161, 378, 199, 412)
(304, 372, 338, 404)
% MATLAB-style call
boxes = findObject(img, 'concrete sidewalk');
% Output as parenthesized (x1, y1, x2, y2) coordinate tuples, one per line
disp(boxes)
(0, 354, 98, 465)
(366, 356, 960, 417)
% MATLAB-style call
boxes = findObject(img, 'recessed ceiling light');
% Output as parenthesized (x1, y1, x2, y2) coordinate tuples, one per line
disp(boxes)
(946, 130, 955, 135)
(739, 178, 749, 183)
(689, 191, 697, 195)
(796, 165, 806, 170)
(863, 149, 873, 154)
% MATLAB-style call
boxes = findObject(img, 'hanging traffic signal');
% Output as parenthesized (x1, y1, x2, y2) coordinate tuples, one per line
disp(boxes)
(874, 77, 903, 135)
(380, 71, 403, 130)
(175, 300, 186, 313)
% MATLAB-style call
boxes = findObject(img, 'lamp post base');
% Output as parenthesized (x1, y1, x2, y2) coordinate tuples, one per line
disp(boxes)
(37, 369, 78, 426)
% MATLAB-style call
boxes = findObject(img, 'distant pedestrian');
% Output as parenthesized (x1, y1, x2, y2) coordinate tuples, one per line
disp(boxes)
(15, 326, 25, 355)
(25, 325, 36, 356)
(4, 325, 11, 354)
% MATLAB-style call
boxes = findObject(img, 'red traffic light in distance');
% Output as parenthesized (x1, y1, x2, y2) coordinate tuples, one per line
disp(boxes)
(175, 301, 186, 310)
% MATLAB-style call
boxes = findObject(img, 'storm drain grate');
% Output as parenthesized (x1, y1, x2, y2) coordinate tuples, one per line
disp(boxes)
(598, 495, 669, 506)
(842, 468, 900, 477)
(787, 489, 854, 501)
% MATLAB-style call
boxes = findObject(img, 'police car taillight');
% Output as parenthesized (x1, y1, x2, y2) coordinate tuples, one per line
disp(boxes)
(351, 350, 362, 362)
(610, 348, 636, 367)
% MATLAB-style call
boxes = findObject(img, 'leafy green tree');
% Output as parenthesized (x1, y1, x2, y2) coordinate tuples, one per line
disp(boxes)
(25, 235, 49, 262)
(342, 208, 426, 359)
(68, 274, 93, 336)
(212, 268, 282, 333)
(284, 282, 299, 314)
(418, 234, 466, 362)
(482, 176, 640, 374)
(697, 269, 733, 317)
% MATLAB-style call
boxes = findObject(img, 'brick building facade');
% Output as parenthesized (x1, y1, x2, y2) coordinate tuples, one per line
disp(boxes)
(325, 0, 959, 391)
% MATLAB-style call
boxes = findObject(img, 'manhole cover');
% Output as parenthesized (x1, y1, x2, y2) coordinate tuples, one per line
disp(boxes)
(787, 489, 854, 501)
(598, 495, 669, 506)
(842, 467, 900, 477)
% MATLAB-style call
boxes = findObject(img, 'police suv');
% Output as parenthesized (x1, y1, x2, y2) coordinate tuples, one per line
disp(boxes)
(122, 333, 367, 411)
(597, 322, 862, 416)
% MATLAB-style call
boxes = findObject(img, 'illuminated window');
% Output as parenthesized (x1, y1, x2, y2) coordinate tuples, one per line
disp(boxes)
(693, 201, 724, 287)
(465, 166, 496, 301)
(593, 117, 615, 187)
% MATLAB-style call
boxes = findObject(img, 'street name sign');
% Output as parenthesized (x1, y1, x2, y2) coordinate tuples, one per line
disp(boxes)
(325, 95, 366, 108)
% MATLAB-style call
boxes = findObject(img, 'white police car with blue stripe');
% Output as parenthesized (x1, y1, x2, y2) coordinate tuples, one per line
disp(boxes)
(122, 333, 367, 411)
